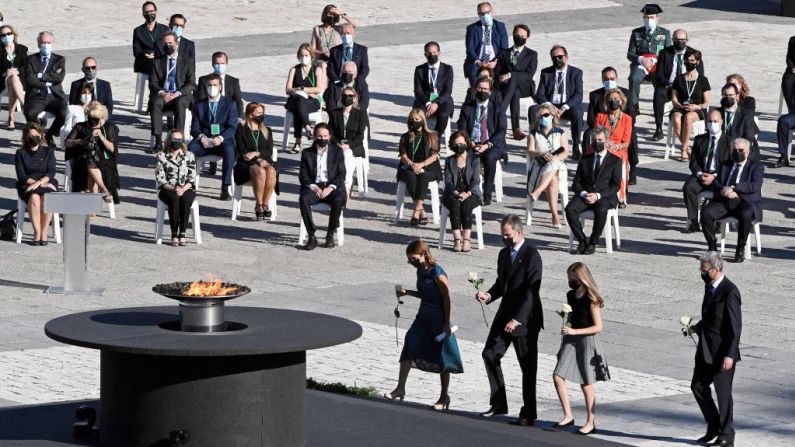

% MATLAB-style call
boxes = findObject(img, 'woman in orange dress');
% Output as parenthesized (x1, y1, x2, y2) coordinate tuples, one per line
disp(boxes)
(593, 89, 631, 203)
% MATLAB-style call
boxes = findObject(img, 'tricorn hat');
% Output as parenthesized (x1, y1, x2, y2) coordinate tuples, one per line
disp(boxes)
(641, 4, 663, 14)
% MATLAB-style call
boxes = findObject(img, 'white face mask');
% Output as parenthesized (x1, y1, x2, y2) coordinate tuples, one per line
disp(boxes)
(207, 85, 220, 98)
(706, 122, 721, 135)
(299, 56, 312, 66)
(603, 80, 617, 90)
(80, 94, 92, 105)
(644, 18, 656, 31)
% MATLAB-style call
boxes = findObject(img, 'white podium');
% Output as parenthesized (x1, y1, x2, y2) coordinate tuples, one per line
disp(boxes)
(44, 193, 104, 294)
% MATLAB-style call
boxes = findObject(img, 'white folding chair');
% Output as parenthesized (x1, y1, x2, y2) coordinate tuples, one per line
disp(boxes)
(231, 140, 279, 221)
(154, 198, 202, 244)
(282, 110, 324, 151)
(525, 157, 568, 226)
(696, 190, 714, 223)
(718, 218, 761, 259)
(149, 109, 192, 151)
(428, 117, 453, 156)
(194, 154, 223, 190)
(567, 207, 621, 254)
(666, 116, 705, 160)
(15, 198, 61, 244)
(393, 180, 440, 224)
(298, 203, 344, 246)
(478, 160, 505, 203)
(786, 129, 795, 162)
(438, 205, 484, 250)
(133, 72, 148, 113)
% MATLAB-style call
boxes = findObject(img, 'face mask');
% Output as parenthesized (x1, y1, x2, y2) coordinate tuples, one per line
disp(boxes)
(706, 122, 720, 135)
(480, 14, 492, 26)
(299, 56, 312, 66)
(644, 18, 656, 31)
(721, 97, 736, 108)
(80, 94, 92, 105)
(568, 280, 580, 290)
(164, 44, 176, 55)
(700, 271, 712, 284)
(83, 69, 97, 80)
(30, 135, 41, 146)
(732, 150, 746, 163)
(171, 26, 183, 38)
(144, 12, 157, 22)
(502, 236, 514, 248)
(323, 15, 337, 25)
(213, 64, 226, 75)
(1, 35, 12, 46)
(539, 115, 552, 128)
(673, 41, 687, 52)
(410, 259, 423, 268)
(552, 58, 565, 69)
(475, 90, 490, 102)
(39, 43, 52, 56)
(171, 138, 184, 148)
(426, 54, 438, 65)
(341, 34, 353, 46)
(513, 35, 526, 47)
(87, 116, 100, 127)
(453, 143, 467, 155)
(608, 99, 622, 111)
(207, 85, 220, 98)
(342, 72, 354, 84)
(252, 114, 264, 124)
(408, 121, 422, 132)
(316, 138, 330, 148)
(603, 80, 617, 90)
(684, 61, 697, 72)
(595, 142, 606, 152)
(341, 95, 354, 106)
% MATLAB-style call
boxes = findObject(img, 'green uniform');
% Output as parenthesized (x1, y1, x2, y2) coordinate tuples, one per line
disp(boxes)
(627, 26, 672, 110)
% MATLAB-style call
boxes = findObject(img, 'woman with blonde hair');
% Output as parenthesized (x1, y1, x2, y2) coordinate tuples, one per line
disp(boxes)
(155, 130, 196, 246)
(64, 102, 119, 204)
(387, 240, 463, 410)
(0, 24, 26, 129)
(234, 102, 277, 220)
(397, 108, 442, 225)
(725, 73, 755, 112)
(593, 89, 632, 203)
(527, 103, 570, 228)
(552, 262, 610, 435)
(285, 43, 327, 154)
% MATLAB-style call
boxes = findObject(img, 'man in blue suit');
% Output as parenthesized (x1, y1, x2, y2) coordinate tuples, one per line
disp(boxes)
(327, 23, 369, 85)
(464, 2, 509, 86)
(700, 138, 763, 263)
(457, 76, 507, 206)
(530, 45, 584, 158)
(188, 74, 238, 200)
(69, 57, 114, 117)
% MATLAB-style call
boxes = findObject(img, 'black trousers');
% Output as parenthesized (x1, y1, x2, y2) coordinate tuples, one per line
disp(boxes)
(149, 94, 192, 137)
(24, 94, 66, 140)
(159, 188, 196, 235)
(285, 96, 320, 138)
(429, 102, 454, 137)
(499, 79, 530, 130)
(398, 170, 431, 202)
(782, 71, 795, 114)
(482, 325, 539, 419)
(565, 195, 614, 245)
(528, 104, 582, 147)
(478, 147, 505, 198)
(682, 176, 709, 221)
(691, 355, 735, 439)
(299, 186, 346, 235)
(652, 82, 672, 131)
(442, 193, 480, 230)
(700, 197, 754, 251)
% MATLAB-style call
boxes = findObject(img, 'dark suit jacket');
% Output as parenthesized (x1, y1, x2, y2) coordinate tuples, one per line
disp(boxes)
(786, 36, 795, 71)
(324, 80, 370, 112)
(328, 107, 368, 158)
(327, 43, 369, 84)
(23, 52, 66, 99)
(571, 152, 622, 207)
(132, 22, 169, 74)
(695, 277, 742, 365)
(463, 20, 509, 76)
(69, 78, 114, 116)
(443, 151, 482, 199)
(456, 99, 507, 153)
(195, 74, 244, 119)
(299, 144, 346, 191)
(587, 86, 635, 127)
(0, 43, 28, 92)
(712, 159, 764, 222)
(654, 45, 704, 87)
(485, 240, 544, 335)
(175, 37, 195, 67)
(535, 65, 583, 110)
(690, 133, 730, 175)
(495, 46, 537, 98)
(190, 96, 238, 142)
(716, 106, 759, 161)
(149, 53, 196, 98)
(412, 62, 454, 110)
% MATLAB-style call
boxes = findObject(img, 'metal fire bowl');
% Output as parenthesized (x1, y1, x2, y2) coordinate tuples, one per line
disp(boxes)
(152, 282, 251, 303)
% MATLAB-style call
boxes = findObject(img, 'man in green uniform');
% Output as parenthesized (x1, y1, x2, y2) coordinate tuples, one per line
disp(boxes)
(627, 4, 671, 118)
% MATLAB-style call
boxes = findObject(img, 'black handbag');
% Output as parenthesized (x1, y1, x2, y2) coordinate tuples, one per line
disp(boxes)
(0, 209, 17, 241)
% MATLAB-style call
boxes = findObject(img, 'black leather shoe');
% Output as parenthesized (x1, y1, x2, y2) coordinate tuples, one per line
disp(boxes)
(707, 241, 718, 252)
(651, 129, 664, 141)
(774, 156, 790, 168)
(219, 186, 231, 201)
(681, 221, 701, 233)
(483, 194, 492, 206)
(575, 242, 587, 254)
(585, 243, 596, 255)
(299, 235, 318, 251)
(324, 234, 337, 249)
(628, 174, 637, 185)
(207, 162, 218, 176)
(696, 432, 718, 445)
(712, 438, 734, 447)
(733, 251, 745, 263)
(509, 417, 535, 427)
(147, 142, 162, 154)
(479, 407, 507, 418)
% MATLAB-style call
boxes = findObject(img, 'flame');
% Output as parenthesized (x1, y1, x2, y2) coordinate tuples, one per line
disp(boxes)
(184, 275, 238, 297)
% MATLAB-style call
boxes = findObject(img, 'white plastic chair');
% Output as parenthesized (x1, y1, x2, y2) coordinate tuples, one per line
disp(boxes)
(15, 198, 61, 244)
(785, 129, 795, 162)
(525, 157, 568, 226)
(231, 139, 279, 221)
(393, 180, 440, 224)
(194, 154, 223, 190)
(133, 72, 148, 113)
(478, 160, 504, 203)
(665, 116, 705, 160)
(154, 198, 202, 244)
(438, 205, 484, 250)
(149, 109, 192, 151)
(298, 203, 344, 246)
(696, 190, 714, 223)
(282, 110, 324, 151)
(343, 139, 369, 198)
(567, 207, 621, 254)
(718, 218, 761, 259)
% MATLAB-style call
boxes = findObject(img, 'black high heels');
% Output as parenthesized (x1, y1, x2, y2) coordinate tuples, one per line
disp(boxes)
(432, 396, 450, 411)
(255, 204, 263, 220)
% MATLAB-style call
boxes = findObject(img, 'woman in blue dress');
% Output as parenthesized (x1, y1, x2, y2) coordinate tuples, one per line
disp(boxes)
(385, 240, 463, 410)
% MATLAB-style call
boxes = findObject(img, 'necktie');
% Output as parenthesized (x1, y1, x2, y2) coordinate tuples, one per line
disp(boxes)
(725, 111, 733, 132)
(479, 105, 489, 143)
(705, 137, 716, 171)
(676, 54, 685, 75)
(727, 164, 741, 186)
(210, 101, 217, 117)
(344, 46, 352, 62)
(511, 49, 519, 66)
(430, 67, 437, 90)
(484, 26, 491, 45)
(556, 71, 562, 94)
(510, 248, 518, 263)
(593, 154, 602, 177)
(167, 57, 175, 91)
(41, 57, 50, 94)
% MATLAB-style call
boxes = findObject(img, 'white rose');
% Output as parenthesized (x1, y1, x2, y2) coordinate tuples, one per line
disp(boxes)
(680, 316, 692, 327)
(468, 272, 478, 281)
(562, 304, 572, 313)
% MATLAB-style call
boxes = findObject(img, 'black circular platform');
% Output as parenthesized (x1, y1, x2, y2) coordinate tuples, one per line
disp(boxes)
(45, 306, 362, 447)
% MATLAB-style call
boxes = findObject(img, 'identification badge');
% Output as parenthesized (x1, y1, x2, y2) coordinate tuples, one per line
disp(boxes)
(656, 44, 664, 53)
(552, 94, 562, 104)
(430, 92, 439, 102)
(210, 124, 221, 136)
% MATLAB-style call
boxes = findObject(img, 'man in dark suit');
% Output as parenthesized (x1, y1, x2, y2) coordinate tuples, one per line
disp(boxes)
(652, 29, 703, 140)
(531, 45, 584, 156)
(298, 123, 347, 250)
(23, 31, 67, 148)
(701, 138, 763, 263)
(148, 32, 195, 153)
(327, 23, 368, 85)
(476, 214, 543, 426)
(188, 74, 238, 200)
(716, 83, 758, 161)
(689, 251, 742, 447)
(457, 77, 507, 206)
(495, 24, 537, 140)
(682, 110, 731, 233)
(69, 57, 114, 117)
(565, 128, 623, 254)
(412, 41, 454, 137)
(165, 14, 195, 69)
(464, 2, 509, 85)
(627, 4, 672, 119)
(324, 61, 370, 112)
(195, 51, 243, 120)
(132, 1, 169, 78)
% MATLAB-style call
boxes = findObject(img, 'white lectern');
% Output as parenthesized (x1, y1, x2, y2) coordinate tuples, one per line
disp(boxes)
(44, 192, 104, 294)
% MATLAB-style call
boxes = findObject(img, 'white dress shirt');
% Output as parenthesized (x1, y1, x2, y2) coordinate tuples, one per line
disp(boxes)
(315, 148, 330, 184)
(479, 24, 496, 61)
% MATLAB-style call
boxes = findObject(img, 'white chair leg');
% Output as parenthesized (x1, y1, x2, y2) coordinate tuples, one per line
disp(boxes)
(298, 215, 308, 246)
(438, 206, 449, 249)
(282, 112, 293, 152)
(232, 183, 243, 221)
(337, 212, 344, 246)
(394, 182, 407, 223)
(665, 118, 674, 160)
(52, 213, 61, 244)
(430, 183, 440, 225)
(16, 199, 25, 244)
(525, 196, 534, 226)
(268, 193, 278, 221)
(604, 213, 613, 254)
(613, 212, 621, 248)
(191, 201, 202, 244)
(475, 206, 484, 249)
(719, 221, 729, 254)
(154, 199, 166, 244)
(107, 201, 116, 219)
(494, 161, 504, 203)
(355, 158, 366, 197)
(754, 223, 762, 255)
(744, 234, 752, 260)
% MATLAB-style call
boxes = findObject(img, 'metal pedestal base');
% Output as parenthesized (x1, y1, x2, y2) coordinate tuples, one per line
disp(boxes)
(45, 286, 105, 295)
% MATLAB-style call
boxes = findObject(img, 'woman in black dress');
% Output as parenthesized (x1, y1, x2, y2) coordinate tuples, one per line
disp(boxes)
(234, 102, 277, 220)
(0, 24, 27, 129)
(327, 86, 368, 198)
(15, 123, 58, 245)
(397, 108, 442, 226)
(284, 43, 327, 154)
(442, 131, 481, 252)
(671, 49, 711, 162)
(64, 102, 118, 203)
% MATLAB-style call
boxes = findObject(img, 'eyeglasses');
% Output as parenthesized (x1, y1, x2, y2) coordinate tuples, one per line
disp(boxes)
(83, 66, 97, 70)
(552, 55, 565, 59)
(477, 10, 492, 16)
(540, 113, 551, 118)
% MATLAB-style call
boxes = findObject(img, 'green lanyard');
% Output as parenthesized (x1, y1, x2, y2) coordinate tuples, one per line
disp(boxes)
(323, 27, 335, 51)
(209, 102, 218, 123)
(306, 67, 316, 87)
(410, 134, 423, 159)
(251, 128, 260, 147)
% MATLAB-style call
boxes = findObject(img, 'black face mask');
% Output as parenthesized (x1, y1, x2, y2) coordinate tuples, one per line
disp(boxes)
(608, 99, 621, 111)
(342, 73, 354, 84)
(513, 35, 526, 47)
(170, 139, 184, 148)
(316, 138, 330, 148)
(144, 12, 157, 22)
(87, 116, 100, 128)
(673, 41, 687, 52)
(568, 280, 580, 290)
(552, 58, 565, 69)
(341, 95, 354, 106)
(323, 15, 337, 25)
(595, 142, 605, 152)
(475, 90, 490, 102)
(164, 44, 176, 55)
(252, 115, 264, 124)
(453, 143, 467, 155)
(685, 61, 697, 72)
(408, 121, 422, 132)
(700, 272, 712, 284)
(732, 150, 746, 163)
(410, 259, 423, 268)
(29, 135, 41, 146)
(721, 97, 736, 108)
(502, 236, 514, 248)
(426, 54, 438, 65)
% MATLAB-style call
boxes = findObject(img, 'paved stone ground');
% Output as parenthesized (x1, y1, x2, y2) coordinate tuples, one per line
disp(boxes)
(0, 0, 794, 446)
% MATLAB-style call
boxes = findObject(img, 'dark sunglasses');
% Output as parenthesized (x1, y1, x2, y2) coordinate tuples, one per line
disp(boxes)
(83, 66, 97, 70)
(540, 113, 551, 118)
(552, 55, 565, 60)
(0, 33, 12, 37)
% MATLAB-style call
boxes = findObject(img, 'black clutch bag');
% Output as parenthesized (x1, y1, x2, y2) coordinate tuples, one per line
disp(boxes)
(537, 147, 566, 167)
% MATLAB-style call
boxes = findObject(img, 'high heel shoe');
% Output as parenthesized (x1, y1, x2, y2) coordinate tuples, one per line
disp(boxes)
(432, 396, 450, 411)
(255, 203, 263, 220)
(262, 205, 272, 219)
(576, 424, 596, 435)
(383, 391, 405, 402)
